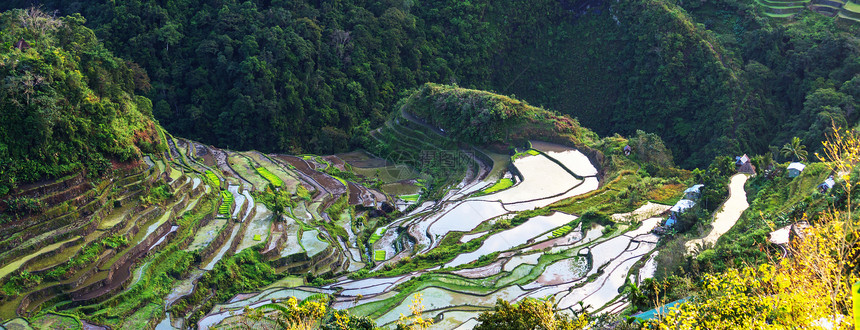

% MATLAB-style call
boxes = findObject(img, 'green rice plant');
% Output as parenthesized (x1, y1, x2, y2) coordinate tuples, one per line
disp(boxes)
(399, 194, 420, 202)
(512, 149, 541, 160)
(373, 250, 386, 261)
(368, 227, 386, 245)
(481, 178, 514, 195)
(255, 167, 283, 188)
(204, 170, 220, 190)
(296, 184, 312, 201)
(551, 225, 572, 238)
(219, 191, 233, 216)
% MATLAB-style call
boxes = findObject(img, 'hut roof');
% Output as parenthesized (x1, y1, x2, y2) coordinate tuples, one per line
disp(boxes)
(670, 199, 696, 213)
(788, 162, 806, 172)
(738, 162, 756, 175)
(823, 177, 835, 189)
(684, 184, 704, 194)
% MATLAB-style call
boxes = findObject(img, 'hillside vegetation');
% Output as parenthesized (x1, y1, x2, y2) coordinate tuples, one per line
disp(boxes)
(0, 8, 161, 198)
(402, 83, 599, 147)
(1, 0, 857, 167)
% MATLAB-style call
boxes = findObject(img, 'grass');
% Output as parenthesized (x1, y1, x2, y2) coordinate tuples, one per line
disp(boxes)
(219, 191, 233, 217)
(647, 183, 686, 205)
(204, 170, 220, 190)
(121, 303, 160, 328)
(368, 228, 386, 245)
(255, 167, 283, 188)
(374, 250, 386, 261)
(400, 194, 420, 202)
(296, 184, 312, 201)
(764, 12, 798, 17)
(332, 175, 348, 188)
(30, 312, 81, 329)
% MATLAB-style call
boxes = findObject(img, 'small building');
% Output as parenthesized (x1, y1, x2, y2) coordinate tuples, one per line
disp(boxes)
(665, 215, 677, 228)
(623, 145, 632, 156)
(818, 176, 835, 193)
(683, 184, 704, 200)
(735, 154, 756, 175)
(768, 221, 811, 258)
(670, 199, 696, 216)
(787, 162, 806, 178)
(735, 154, 750, 166)
(665, 199, 696, 228)
(633, 298, 689, 322)
(738, 161, 757, 175)
(14, 38, 30, 51)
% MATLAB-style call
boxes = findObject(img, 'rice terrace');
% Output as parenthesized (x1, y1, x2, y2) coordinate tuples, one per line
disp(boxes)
(0, 83, 696, 329)
(2, 1, 860, 329)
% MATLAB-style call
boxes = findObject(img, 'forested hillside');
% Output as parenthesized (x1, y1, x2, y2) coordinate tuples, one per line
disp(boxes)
(0, 8, 161, 198)
(4, 0, 859, 167)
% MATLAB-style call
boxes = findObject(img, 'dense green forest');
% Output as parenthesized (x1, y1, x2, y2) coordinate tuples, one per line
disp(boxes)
(0, 8, 161, 198)
(4, 0, 859, 167)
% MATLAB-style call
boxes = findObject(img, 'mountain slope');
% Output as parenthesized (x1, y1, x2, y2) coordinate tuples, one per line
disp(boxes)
(4, 1, 858, 168)
(0, 8, 161, 199)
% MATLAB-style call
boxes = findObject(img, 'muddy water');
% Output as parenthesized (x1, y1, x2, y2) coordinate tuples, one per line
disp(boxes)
(483, 154, 578, 204)
(445, 212, 577, 267)
(427, 200, 507, 239)
(685, 174, 749, 253)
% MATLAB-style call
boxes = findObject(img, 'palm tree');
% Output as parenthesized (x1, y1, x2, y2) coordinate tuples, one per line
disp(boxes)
(781, 137, 808, 162)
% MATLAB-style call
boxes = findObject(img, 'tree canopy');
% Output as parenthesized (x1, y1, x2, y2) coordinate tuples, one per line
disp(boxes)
(3, 0, 857, 167)
(0, 8, 161, 196)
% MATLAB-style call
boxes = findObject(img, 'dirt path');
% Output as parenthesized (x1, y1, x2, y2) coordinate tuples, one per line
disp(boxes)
(686, 173, 750, 253)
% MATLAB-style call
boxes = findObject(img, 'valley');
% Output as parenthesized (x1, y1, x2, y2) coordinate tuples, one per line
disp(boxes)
(1, 86, 692, 329)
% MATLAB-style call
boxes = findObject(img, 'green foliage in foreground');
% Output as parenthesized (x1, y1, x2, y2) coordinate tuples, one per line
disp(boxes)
(171, 249, 280, 326)
(475, 298, 588, 330)
(0, 8, 161, 197)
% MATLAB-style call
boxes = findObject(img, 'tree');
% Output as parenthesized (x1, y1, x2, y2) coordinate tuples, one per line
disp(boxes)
(237, 295, 376, 330)
(780, 137, 808, 162)
(474, 297, 588, 330)
(396, 293, 433, 330)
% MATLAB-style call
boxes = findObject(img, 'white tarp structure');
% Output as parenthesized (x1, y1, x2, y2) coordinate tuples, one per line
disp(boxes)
(683, 184, 704, 199)
(670, 199, 696, 214)
(768, 224, 792, 245)
(819, 176, 835, 191)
